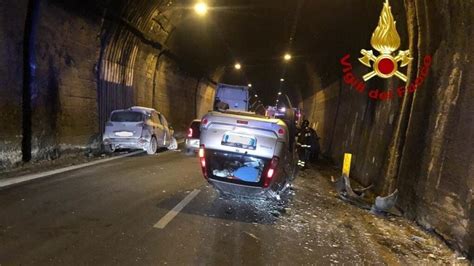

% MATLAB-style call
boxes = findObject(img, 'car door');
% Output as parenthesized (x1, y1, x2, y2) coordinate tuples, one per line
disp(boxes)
(159, 114, 171, 146)
(152, 112, 165, 145)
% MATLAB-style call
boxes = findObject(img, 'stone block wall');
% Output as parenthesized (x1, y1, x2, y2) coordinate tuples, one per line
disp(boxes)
(0, 0, 28, 168)
(302, 0, 473, 256)
(0, 0, 217, 169)
(32, 1, 101, 160)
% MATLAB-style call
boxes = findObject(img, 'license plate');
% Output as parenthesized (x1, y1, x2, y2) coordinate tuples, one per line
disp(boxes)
(115, 131, 133, 137)
(222, 133, 256, 150)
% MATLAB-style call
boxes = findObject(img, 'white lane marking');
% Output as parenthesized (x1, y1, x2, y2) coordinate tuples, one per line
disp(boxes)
(0, 151, 144, 188)
(153, 189, 201, 229)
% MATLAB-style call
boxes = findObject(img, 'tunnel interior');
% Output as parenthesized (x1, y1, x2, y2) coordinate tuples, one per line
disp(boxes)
(0, 0, 472, 257)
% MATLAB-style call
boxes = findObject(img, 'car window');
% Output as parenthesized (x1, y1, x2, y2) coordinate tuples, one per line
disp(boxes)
(159, 114, 169, 128)
(111, 111, 143, 122)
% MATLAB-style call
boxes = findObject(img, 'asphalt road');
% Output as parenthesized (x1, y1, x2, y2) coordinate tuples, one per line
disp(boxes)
(0, 149, 462, 265)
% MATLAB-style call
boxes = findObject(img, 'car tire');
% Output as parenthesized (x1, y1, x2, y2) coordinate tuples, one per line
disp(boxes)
(167, 137, 178, 150)
(104, 144, 115, 154)
(147, 137, 158, 155)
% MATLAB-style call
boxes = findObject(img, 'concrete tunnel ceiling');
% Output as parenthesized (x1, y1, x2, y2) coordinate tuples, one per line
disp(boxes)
(54, 0, 390, 105)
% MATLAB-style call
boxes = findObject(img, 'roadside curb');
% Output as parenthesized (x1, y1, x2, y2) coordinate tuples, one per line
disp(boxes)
(0, 151, 144, 189)
(0, 138, 186, 189)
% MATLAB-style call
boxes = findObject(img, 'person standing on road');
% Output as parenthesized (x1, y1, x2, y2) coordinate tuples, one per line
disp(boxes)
(296, 119, 317, 169)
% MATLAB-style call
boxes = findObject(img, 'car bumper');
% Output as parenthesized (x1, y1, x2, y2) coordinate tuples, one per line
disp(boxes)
(185, 138, 200, 151)
(103, 138, 149, 150)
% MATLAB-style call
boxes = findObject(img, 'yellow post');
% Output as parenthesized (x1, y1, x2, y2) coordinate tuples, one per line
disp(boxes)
(342, 153, 352, 177)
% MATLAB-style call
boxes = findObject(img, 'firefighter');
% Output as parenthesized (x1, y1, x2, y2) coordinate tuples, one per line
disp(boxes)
(296, 119, 316, 169)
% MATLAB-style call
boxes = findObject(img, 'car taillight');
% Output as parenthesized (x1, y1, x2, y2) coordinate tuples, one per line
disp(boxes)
(278, 128, 285, 135)
(199, 145, 208, 179)
(188, 128, 193, 138)
(264, 156, 279, 188)
(201, 118, 208, 125)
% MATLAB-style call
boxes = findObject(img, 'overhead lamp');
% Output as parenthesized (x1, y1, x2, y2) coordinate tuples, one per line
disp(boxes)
(254, 94, 258, 97)
(194, 2, 208, 16)
(248, 83, 252, 87)
(278, 92, 282, 95)
(284, 53, 292, 61)
(234, 63, 241, 70)
(280, 78, 285, 82)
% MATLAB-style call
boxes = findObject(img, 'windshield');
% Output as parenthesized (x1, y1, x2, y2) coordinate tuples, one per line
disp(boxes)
(110, 111, 144, 122)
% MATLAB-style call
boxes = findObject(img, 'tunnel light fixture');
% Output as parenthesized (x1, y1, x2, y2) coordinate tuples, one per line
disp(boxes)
(284, 53, 292, 61)
(234, 63, 242, 70)
(194, 2, 208, 16)
(280, 78, 285, 82)
(254, 94, 258, 98)
(248, 83, 252, 87)
(278, 92, 282, 95)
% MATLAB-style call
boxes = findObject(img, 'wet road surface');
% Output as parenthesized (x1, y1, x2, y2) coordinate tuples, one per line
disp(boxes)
(0, 149, 463, 265)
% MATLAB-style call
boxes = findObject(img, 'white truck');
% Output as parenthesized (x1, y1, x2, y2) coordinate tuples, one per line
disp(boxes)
(214, 83, 249, 111)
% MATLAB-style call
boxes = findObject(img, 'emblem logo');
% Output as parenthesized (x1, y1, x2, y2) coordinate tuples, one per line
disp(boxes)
(359, 0, 412, 82)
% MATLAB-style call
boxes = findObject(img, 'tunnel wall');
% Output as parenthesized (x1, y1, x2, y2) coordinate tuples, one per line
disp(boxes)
(395, 0, 473, 256)
(303, 0, 473, 256)
(32, 1, 101, 160)
(303, 64, 400, 189)
(0, 1, 28, 168)
(0, 0, 217, 169)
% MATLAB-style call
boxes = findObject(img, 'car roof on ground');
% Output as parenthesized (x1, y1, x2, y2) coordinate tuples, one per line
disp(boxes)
(130, 106, 156, 112)
(111, 106, 160, 114)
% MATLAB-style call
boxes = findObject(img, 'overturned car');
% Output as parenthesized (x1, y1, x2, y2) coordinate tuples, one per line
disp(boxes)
(198, 110, 298, 198)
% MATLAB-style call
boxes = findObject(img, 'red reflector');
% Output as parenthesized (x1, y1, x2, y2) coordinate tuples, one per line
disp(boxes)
(278, 128, 285, 135)
(199, 145, 207, 179)
(188, 128, 193, 138)
(201, 118, 208, 125)
(267, 168, 275, 179)
(237, 120, 248, 125)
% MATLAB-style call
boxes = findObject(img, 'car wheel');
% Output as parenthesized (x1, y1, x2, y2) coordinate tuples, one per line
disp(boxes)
(147, 137, 158, 155)
(104, 144, 115, 154)
(167, 137, 178, 150)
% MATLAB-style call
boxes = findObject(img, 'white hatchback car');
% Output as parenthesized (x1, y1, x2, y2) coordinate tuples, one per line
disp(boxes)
(103, 106, 177, 154)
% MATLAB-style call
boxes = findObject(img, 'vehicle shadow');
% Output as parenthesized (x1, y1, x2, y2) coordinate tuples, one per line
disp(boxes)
(155, 186, 293, 225)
